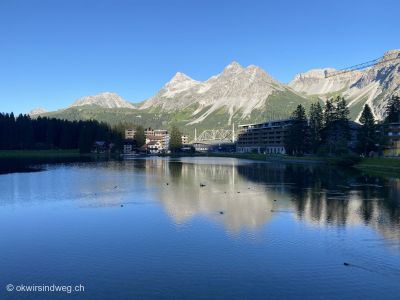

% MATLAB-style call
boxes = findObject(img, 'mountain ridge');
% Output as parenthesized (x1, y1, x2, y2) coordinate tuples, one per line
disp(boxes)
(31, 49, 400, 135)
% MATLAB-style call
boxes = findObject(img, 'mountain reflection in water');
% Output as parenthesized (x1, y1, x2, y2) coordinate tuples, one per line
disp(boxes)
(1, 156, 400, 299)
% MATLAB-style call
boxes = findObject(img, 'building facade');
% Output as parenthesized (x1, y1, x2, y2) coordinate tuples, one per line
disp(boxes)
(144, 127, 154, 136)
(237, 119, 291, 154)
(125, 127, 136, 139)
(181, 134, 189, 145)
(384, 122, 400, 156)
(164, 134, 170, 151)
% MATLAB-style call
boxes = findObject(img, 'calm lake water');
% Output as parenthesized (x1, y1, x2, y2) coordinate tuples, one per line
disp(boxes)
(1, 156, 400, 300)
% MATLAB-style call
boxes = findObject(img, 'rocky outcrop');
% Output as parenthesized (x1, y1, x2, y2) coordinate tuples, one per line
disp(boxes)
(288, 68, 363, 95)
(288, 50, 400, 120)
(66, 92, 136, 109)
(27, 107, 49, 115)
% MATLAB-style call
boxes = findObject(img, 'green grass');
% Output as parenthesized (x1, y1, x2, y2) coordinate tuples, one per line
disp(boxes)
(357, 157, 400, 167)
(348, 96, 369, 121)
(325, 85, 349, 101)
(353, 157, 400, 173)
(0, 149, 118, 157)
(209, 153, 324, 161)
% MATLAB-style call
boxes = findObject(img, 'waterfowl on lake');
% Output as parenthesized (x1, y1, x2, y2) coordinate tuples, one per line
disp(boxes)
(220, 212, 224, 214)
(200, 183, 206, 187)
(121, 205, 123, 207)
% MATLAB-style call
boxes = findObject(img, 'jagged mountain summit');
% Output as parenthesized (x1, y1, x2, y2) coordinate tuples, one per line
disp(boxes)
(138, 62, 309, 125)
(288, 49, 400, 120)
(32, 49, 399, 135)
(28, 107, 49, 115)
(66, 92, 136, 109)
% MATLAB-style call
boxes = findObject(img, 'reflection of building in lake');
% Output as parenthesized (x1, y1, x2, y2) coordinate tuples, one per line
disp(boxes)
(236, 162, 400, 245)
(154, 159, 279, 233)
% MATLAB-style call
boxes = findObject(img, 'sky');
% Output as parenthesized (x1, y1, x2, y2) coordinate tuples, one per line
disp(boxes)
(1, 0, 399, 114)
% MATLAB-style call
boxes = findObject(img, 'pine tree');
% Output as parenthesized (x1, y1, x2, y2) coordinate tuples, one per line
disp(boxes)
(322, 97, 351, 155)
(169, 125, 182, 153)
(386, 95, 400, 122)
(134, 125, 146, 147)
(114, 132, 124, 153)
(9, 112, 17, 150)
(357, 104, 376, 156)
(335, 97, 352, 141)
(46, 119, 56, 149)
(284, 104, 309, 155)
(309, 102, 323, 154)
(60, 122, 73, 149)
(78, 127, 93, 154)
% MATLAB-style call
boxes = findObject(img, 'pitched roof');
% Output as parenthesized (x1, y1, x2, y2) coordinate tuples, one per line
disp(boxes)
(126, 127, 136, 130)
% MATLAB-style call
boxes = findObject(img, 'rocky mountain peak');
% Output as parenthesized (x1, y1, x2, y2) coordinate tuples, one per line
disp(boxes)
(380, 49, 400, 62)
(28, 107, 49, 116)
(224, 62, 243, 72)
(66, 92, 135, 109)
(292, 68, 336, 81)
(170, 72, 195, 83)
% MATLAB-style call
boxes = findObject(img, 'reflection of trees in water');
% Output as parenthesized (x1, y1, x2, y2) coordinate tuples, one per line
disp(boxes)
(236, 162, 400, 242)
(168, 161, 183, 180)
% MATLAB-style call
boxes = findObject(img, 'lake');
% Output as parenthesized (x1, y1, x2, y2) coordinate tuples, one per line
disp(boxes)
(1, 156, 399, 299)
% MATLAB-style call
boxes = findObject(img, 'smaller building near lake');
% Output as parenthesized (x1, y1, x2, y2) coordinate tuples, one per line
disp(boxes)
(384, 122, 400, 157)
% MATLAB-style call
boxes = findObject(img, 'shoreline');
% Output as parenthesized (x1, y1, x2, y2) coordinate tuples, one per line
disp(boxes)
(2, 150, 400, 173)
(0, 150, 119, 158)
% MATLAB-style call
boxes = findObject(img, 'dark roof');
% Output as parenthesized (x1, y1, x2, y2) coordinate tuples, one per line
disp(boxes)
(144, 127, 153, 130)
(94, 141, 106, 146)
(154, 130, 168, 134)
(126, 127, 136, 130)
(148, 141, 161, 145)
(146, 135, 163, 140)
(123, 139, 137, 143)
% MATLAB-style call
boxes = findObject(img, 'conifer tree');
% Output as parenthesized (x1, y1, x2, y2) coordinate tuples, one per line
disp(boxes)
(134, 125, 146, 148)
(78, 127, 92, 154)
(386, 95, 400, 122)
(322, 97, 351, 155)
(357, 104, 376, 156)
(9, 112, 17, 150)
(309, 102, 323, 154)
(114, 132, 124, 153)
(169, 125, 182, 153)
(284, 104, 309, 155)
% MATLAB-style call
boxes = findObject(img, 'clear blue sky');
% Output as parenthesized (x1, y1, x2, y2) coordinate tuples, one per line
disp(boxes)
(1, 0, 399, 114)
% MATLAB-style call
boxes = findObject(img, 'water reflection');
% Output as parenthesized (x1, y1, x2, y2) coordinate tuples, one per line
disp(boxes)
(1, 156, 399, 244)
(150, 159, 400, 244)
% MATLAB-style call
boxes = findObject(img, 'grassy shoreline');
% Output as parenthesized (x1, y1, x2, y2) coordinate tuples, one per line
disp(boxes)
(0, 149, 118, 157)
(168, 153, 400, 173)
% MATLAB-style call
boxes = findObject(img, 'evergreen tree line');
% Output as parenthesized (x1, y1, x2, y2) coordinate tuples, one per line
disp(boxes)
(284, 95, 400, 157)
(0, 113, 137, 153)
